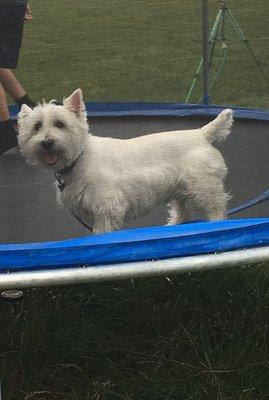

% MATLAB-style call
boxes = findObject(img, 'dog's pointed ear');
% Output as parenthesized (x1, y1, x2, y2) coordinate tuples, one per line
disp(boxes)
(18, 104, 33, 120)
(63, 88, 85, 117)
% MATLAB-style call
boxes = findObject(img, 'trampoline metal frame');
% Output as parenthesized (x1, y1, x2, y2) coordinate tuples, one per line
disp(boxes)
(0, 246, 269, 290)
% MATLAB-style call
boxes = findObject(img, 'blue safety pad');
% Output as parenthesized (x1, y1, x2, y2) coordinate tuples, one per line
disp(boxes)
(0, 218, 269, 272)
(9, 102, 269, 121)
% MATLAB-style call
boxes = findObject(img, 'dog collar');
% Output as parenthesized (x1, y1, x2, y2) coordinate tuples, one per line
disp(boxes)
(55, 152, 83, 192)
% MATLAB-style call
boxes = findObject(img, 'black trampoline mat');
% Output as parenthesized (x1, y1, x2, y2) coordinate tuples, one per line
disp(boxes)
(0, 116, 268, 243)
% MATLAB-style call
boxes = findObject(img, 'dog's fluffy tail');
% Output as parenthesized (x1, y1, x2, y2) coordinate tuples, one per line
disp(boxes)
(200, 109, 233, 143)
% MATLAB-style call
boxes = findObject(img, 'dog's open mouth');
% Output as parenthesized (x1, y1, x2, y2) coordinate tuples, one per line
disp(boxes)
(43, 151, 58, 165)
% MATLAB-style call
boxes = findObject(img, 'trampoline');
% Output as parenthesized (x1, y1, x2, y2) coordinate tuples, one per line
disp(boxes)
(0, 102, 269, 290)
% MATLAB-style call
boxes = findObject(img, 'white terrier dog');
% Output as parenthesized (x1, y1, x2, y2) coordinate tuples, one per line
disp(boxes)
(18, 89, 233, 234)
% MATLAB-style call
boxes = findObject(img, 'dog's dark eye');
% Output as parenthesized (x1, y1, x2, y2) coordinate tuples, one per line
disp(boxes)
(34, 122, 42, 131)
(54, 120, 66, 129)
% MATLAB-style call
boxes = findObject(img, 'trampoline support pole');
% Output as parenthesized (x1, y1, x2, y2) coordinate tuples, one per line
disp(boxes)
(202, 0, 210, 104)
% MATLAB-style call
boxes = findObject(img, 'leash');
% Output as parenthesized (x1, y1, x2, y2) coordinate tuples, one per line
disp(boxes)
(55, 152, 93, 231)
(228, 188, 269, 215)
(73, 213, 93, 232)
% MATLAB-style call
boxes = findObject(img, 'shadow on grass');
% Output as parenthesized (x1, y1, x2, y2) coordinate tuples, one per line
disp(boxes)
(0, 265, 268, 400)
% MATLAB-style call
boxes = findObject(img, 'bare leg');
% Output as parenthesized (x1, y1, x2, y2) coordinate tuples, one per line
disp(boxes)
(0, 83, 10, 121)
(0, 68, 25, 101)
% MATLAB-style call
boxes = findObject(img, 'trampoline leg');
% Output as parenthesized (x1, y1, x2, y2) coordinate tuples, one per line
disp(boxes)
(1, 290, 24, 300)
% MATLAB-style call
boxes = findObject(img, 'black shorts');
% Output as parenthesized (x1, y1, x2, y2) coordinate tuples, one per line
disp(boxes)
(0, 3, 26, 69)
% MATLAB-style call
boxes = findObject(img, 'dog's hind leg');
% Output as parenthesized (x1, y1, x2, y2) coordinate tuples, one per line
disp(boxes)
(167, 198, 191, 225)
(189, 179, 229, 221)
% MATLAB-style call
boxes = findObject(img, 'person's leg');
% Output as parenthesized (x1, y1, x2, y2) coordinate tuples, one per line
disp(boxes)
(0, 83, 9, 121)
(0, 68, 25, 100)
(0, 68, 36, 108)
(0, 3, 36, 111)
(0, 82, 17, 155)
(0, 3, 36, 154)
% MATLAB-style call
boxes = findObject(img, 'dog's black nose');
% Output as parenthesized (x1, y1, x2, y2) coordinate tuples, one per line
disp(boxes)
(41, 139, 54, 150)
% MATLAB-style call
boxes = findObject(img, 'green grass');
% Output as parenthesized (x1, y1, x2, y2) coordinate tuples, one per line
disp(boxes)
(1, 1, 269, 399)
(15, 0, 269, 107)
(0, 267, 268, 400)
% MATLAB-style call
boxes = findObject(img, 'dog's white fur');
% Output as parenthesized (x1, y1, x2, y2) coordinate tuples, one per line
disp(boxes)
(18, 89, 233, 234)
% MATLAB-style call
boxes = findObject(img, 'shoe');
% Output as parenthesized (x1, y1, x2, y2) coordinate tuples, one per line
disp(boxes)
(16, 94, 37, 109)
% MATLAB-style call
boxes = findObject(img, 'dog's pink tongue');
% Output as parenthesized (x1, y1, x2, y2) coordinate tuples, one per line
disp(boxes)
(44, 153, 58, 165)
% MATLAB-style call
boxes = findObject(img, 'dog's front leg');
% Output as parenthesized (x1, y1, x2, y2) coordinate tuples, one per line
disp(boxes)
(92, 213, 122, 234)
(82, 190, 127, 234)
